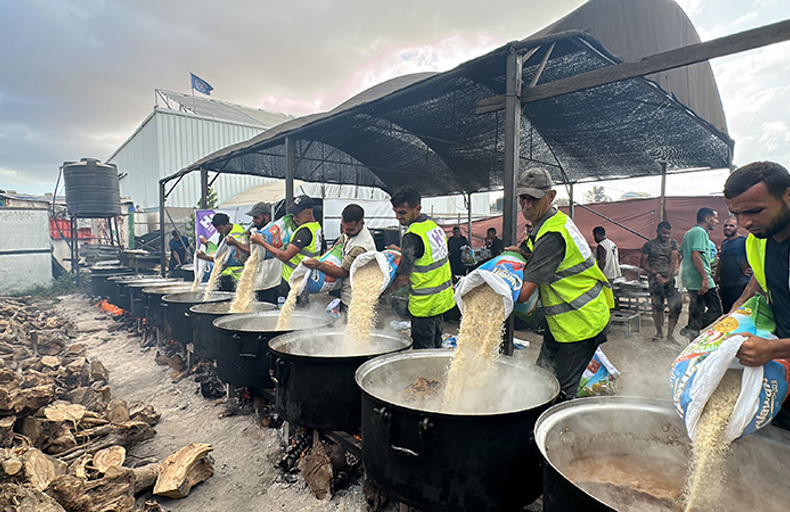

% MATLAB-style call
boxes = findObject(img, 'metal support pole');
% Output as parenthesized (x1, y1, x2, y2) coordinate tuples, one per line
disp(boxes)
(200, 168, 209, 209)
(285, 136, 295, 209)
(502, 48, 523, 357)
(568, 184, 575, 219)
(159, 181, 167, 277)
(659, 162, 667, 221)
(71, 216, 79, 284)
(466, 192, 473, 247)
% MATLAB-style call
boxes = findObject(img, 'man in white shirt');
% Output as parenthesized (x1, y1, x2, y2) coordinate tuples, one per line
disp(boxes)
(593, 226, 622, 282)
(302, 204, 376, 312)
(236, 201, 282, 304)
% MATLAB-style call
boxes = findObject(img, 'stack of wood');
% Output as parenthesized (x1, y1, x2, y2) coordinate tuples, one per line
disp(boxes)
(0, 297, 215, 511)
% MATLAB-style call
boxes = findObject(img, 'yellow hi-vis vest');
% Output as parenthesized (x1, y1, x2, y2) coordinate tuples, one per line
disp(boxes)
(745, 235, 770, 295)
(406, 219, 455, 317)
(221, 223, 249, 280)
(527, 210, 613, 342)
(282, 221, 322, 283)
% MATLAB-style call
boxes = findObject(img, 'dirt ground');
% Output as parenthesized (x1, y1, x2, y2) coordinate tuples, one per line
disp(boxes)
(53, 292, 688, 512)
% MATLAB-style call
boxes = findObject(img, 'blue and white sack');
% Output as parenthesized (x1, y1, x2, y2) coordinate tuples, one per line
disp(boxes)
(577, 348, 620, 397)
(290, 243, 345, 294)
(455, 251, 530, 316)
(256, 215, 297, 259)
(350, 249, 401, 296)
(670, 295, 790, 443)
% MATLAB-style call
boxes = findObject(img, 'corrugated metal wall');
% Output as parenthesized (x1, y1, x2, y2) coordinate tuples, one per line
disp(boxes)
(113, 110, 266, 210)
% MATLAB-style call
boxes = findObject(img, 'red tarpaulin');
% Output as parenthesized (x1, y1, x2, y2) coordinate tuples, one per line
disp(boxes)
(441, 196, 734, 267)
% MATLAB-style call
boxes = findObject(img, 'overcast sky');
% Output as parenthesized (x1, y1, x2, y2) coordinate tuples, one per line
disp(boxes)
(0, 0, 788, 198)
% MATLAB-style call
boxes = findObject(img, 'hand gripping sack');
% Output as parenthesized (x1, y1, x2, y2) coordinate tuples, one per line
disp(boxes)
(290, 243, 345, 294)
(670, 294, 790, 443)
(455, 251, 530, 317)
(256, 215, 297, 259)
(349, 249, 401, 296)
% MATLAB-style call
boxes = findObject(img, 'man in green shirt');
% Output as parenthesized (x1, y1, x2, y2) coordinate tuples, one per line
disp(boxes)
(679, 207, 722, 339)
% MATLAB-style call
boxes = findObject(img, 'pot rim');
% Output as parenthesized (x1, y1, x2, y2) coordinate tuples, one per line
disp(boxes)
(212, 311, 332, 333)
(268, 327, 412, 360)
(161, 291, 235, 304)
(142, 284, 205, 296)
(355, 349, 560, 417)
(125, 278, 182, 288)
(189, 301, 277, 315)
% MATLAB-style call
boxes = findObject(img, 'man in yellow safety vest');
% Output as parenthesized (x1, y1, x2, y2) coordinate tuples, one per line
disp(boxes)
(512, 167, 613, 400)
(723, 161, 790, 430)
(385, 186, 455, 349)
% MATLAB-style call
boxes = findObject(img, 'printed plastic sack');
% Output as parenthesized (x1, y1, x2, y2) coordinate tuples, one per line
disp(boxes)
(350, 249, 401, 296)
(255, 215, 297, 259)
(290, 243, 345, 294)
(455, 251, 526, 317)
(577, 347, 620, 397)
(460, 245, 476, 265)
(670, 294, 790, 443)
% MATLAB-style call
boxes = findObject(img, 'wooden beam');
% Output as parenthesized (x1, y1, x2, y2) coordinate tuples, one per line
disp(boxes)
(522, 18, 790, 103)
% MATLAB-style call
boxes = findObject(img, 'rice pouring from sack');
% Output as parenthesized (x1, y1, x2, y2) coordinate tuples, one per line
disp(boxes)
(345, 262, 386, 346)
(202, 251, 225, 301)
(276, 276, 303, 330)
(229, 248, 260, 313)
(441, 284, 505, 412)
(684, 369, 742, 512)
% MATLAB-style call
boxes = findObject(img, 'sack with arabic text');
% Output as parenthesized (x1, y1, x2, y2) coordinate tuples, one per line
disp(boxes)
(455, 251, 527, 317)
(291, 243, 345, 294)
(350, 249, 401, 296)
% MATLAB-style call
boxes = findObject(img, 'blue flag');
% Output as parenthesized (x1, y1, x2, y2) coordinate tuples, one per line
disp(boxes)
(190, 73, 213, 95)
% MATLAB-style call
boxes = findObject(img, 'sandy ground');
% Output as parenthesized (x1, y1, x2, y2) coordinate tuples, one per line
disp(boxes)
(53, 292, 689, 512)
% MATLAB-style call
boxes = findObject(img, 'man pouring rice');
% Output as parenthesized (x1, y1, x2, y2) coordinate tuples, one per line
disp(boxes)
(510, 167, 614, 400)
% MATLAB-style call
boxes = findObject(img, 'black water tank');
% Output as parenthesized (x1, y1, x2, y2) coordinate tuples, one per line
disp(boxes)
(63, 158, 121, 217)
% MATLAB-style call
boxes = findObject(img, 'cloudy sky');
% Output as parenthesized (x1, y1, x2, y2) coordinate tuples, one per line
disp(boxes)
(0, 0, 788, 199)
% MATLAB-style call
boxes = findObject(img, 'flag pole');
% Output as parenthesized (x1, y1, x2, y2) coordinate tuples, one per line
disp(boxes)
(191, 81, 196, 114)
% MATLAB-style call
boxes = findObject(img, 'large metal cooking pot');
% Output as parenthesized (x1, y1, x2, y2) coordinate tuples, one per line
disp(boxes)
(269, 328, 411, 431)
(123, 278, 181, 316)
(107, 273, 155, 307)
(189, 301, 277, 360)
(162, 291, 234, 344)
(534, 396, 790, 512)
(356, 350, 560, 512)
(212, 312, 333, 389)
(89, 266, 134, 298)
(141, 284, 205, 330)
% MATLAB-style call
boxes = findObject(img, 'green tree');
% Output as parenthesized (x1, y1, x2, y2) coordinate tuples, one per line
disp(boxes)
(585, 185, 610, 204)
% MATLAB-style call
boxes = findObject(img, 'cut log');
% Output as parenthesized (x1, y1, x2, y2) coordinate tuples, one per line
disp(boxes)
(153, 443, 214, 499)
(41, 355, 61, 368)
(21, 415, 77, 454)
(1, 448, 23, 476)
(0, 415, 15, 447)
(298, 440, 333, 500)
(47, 465, 136, 512)
(44, 402, 87, 423)
(0, 482, 67, 512)
(2, 384, 55, 415)
(129, 403, 160, 426)
(67, 453, 93, 479)
(105, 398, 130, 423)
(58, 421, 155, 461)
(132, 462, 162, 493)
(24, 448, 58, 491)
(66, 386, 110, 412)
(93, 445, 126, 473)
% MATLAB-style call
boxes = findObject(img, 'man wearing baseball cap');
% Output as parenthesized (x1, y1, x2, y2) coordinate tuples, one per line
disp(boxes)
(234, 201, 282, 304)
(254, 195, 323, 297)
(512, 167, 613, 400)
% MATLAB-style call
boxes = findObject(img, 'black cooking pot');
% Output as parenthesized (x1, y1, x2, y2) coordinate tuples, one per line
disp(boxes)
(176, 263, 195, 281)
(212, 312, 333, 389)
(162, 291, 235, 344)
(107, 273, 156, 307)
(356, 350, 560, 512)
(269, 328, 411, 431)
(534, 396, 790, 512)
(189, 302, 277, 360)
(142, 284, 205, 330)
(89, 266, 134, 298)
(123, 278, 181, 316)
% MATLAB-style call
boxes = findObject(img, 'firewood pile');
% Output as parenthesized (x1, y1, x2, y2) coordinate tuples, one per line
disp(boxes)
(0, 297, 214, 512)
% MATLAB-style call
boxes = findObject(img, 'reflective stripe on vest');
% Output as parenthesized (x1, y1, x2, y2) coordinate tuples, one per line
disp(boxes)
(282, 222, 322, 282)
(527, 210, 612, 342)
(405, 219, 455, 317)
(221, 223, 248, 279)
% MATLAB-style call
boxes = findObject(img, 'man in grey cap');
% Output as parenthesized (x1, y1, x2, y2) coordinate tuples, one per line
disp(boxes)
(235, 201, 281, 304)
(511, 167, 614, 400)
